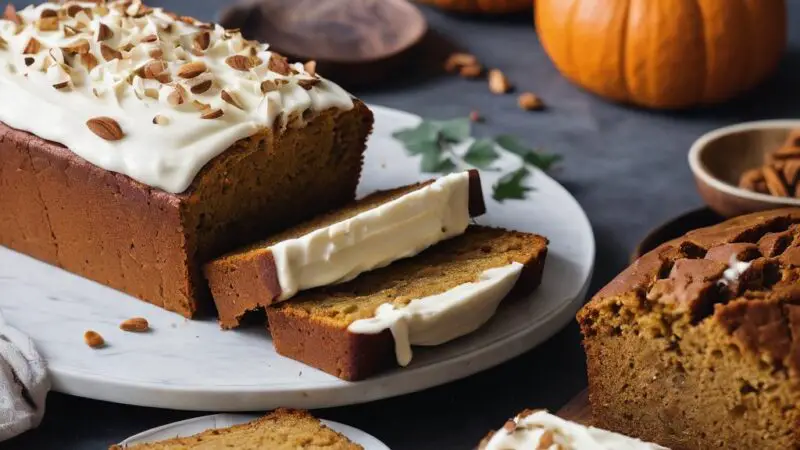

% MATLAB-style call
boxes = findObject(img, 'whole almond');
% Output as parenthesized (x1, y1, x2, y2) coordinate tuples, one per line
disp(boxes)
(763, 166, 789, 197)
(167, 85, 187, 106)
(267, 53, 290, 75)
(86, 116, 124, 141)
(38, 17, 59, 32)
(142, 60, 167, 79)
(220, 90, 242, 109)
(488, 69, 512, 94)
(260, 79, 280, 93)
(225, 54, 253, 71)
(4, 4, 21, 25)
(192, 31, 210, 52)
(444, 52, 478, 73)
(148, 48, 163, 59)
(190, 79, 213, 94)
(120, 317, 149, 332)
(201, 108, 224, 120)
(140, 34, 158, 43)
(100, 43, 121, 61)
(96, 22, 113, 41)
(177, 61, 206, 79)
(519, 92, 545, 111)
(84, 330, 105, 348)
(23, 37, 42, 54)
(304, 60, 317, 77)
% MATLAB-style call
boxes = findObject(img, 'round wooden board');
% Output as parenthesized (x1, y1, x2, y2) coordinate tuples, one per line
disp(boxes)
(218, 0, 428, 88)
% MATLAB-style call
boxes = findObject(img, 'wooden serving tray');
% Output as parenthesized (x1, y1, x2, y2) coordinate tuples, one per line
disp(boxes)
(557, 389, 591, 425)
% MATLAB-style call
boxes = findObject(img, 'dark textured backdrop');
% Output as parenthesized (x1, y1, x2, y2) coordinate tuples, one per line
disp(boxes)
(6, 1, 800, 449)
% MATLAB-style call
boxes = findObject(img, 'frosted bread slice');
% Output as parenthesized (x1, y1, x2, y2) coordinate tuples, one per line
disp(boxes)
(266, 226, 548, 381)
(110, 409, 362, 450)
(204, 170, 485, 328)
(478, 410, 668, 450)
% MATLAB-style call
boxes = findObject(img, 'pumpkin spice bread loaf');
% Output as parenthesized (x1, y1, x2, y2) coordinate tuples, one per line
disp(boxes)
(0, 1, 372, 318)
(204, 170, 485, 328)
(109, 409, 362, 450)
(578, 208, 800, 449)
(477, 409, 667, 449)
(267, 226, 548, 381)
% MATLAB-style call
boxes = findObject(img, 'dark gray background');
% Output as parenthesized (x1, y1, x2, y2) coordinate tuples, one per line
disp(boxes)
(6, 2, 800, 449)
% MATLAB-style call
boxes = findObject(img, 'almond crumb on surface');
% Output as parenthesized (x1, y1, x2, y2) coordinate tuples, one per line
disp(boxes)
(444, 52, 479, 73)
(120, 317, 150, 332)
(518, 92, 544, 111)
(488, 69, 512, 94)
(84, 330, 104, 348)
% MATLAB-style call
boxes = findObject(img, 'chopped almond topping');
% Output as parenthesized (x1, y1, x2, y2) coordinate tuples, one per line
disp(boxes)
(177, 61, 206, 79)
(97, 22, 113, 41)
(23, 37, 42, 54)
(220, 90, 242, 109)
(100, 43, 122, 61)
(200, 108, 224, 120)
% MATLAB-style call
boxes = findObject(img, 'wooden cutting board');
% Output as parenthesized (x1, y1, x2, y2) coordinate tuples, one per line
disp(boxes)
(557, 389, 591, 425)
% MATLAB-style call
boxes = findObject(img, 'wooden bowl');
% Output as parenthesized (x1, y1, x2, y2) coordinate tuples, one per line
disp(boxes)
(688, 120, 800, 218)
(218, 0, 428, 88)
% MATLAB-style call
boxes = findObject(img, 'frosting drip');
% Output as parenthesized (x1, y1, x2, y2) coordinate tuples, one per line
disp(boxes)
(270, 172, 472, 301)
(719, 256, 752, 286)
(483, 410, 669, 450)
(348, 262, 523, 366)
(0, 1, 354, 193)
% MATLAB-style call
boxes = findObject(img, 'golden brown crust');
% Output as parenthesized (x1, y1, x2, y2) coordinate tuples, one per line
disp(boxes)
(267, 226, 548, 381)
(205, 170, 486, 329)
(578, 208, 800, 449)
(0, 99, 372, 318)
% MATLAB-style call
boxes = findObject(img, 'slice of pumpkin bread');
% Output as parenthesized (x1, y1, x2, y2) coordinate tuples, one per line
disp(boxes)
(578, 208, 800, 449)
(204, 170, 485, 328)
(110, 409, 362, 450)
(267, 225, 548, 381)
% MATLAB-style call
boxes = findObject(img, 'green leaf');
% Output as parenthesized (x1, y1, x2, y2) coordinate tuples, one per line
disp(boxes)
(492, 166, 532, 202)
(495, 134, 561, 171)
(392, 121, 440, 147)
(494, 134, 530, 155)
(463, 139, 499, 169)
(404, 139, 441, 156)
(523, 152, 563, 171)
(436, 118, 471, 143)
(420, 151, 456, 174)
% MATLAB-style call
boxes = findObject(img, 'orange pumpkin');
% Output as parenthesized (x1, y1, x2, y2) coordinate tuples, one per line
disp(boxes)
(535, 0, 787, 109)
(417, 0, 531, 14)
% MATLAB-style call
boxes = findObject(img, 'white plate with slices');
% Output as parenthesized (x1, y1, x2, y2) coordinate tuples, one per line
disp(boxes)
(117, 414, 390, 449)
(0, 104, 595, 411)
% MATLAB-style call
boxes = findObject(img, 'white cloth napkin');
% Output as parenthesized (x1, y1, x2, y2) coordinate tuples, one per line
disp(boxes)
(0, 311, 49, 441)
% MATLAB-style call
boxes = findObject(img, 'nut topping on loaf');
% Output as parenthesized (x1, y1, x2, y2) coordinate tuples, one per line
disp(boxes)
(578, 208, 800, 449)
(0, 0, 354, 193)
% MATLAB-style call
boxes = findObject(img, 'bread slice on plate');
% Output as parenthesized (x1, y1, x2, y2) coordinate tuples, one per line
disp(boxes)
(477, 409, 668, 449)
(204, 170, 485, 328)
(266, 226, 548, 381)
(110, 409, 362, 450)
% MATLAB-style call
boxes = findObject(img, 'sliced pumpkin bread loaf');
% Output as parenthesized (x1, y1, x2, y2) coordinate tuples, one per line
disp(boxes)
(110, 409, 362, 450)
(204, 170, 485, 328)
(578, 208, 800, 449)
(267, 225, 548, 381)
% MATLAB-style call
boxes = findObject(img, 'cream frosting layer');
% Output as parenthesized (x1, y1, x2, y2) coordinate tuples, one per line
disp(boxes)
(483, 410, 669, 450)
(348, 261, 522, 366)
(719, 256, 752, 286)
(0, 1, 353, 193)
(270, 172, 472, 302)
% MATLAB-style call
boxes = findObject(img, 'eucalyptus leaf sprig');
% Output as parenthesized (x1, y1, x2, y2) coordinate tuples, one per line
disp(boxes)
(392, 117, 562, 202)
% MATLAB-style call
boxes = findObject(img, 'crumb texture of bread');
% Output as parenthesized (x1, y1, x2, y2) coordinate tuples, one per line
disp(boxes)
(204, 170, 485, 328)
(578, 208, 800, 450)
(0, 101, 372, 318)
(109, 409, 363, 450)
(267, 226, 548, 380)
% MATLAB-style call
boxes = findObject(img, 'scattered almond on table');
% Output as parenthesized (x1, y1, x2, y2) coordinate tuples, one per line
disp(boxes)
(444, 52, 478, 73)
(488, 69, 512, 94)
(84, 330, 105, 348)
(120, 317, 150, 332)
(739, 130, 800, 198)
(518, 92, 544, 111)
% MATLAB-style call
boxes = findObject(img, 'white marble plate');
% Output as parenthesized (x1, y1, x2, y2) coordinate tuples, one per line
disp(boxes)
(118, 414, 390, 449)
(0, 104, 595, 411)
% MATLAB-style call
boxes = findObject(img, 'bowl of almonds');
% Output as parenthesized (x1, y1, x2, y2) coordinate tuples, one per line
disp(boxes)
(689, 120, 800, 218)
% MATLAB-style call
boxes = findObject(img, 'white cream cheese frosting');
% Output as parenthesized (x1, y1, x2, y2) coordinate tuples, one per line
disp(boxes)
(0, 1, 353, 193)
(270, 171, 472, 301)
(718, 255, 752, 287)
(482, 410, 669, 450)
(348, 261, 523, 366)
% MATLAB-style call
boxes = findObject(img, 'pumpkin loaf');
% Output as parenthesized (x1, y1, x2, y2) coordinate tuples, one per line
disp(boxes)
(578, 208, 800, 449)
(267, 226, 548, 381)
(204, 170, 485, 328)
(477, 409, 667, 449)
(0, 1, 372, 318)
(110, 409, 362, 450)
